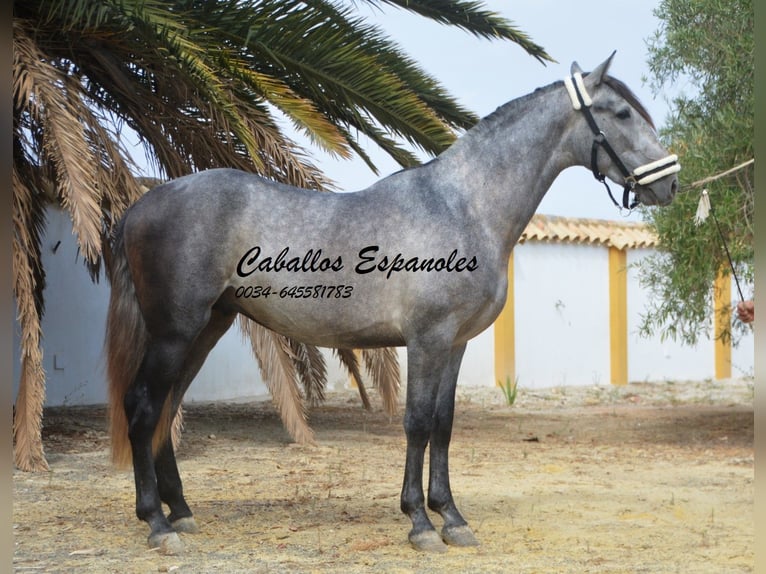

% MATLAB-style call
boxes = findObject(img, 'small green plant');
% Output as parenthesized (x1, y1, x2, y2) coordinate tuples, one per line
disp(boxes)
(499, 376, 519, 406)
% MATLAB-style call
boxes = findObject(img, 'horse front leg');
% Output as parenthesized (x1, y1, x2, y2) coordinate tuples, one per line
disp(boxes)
(427, 343, 479, 547)
(400, 337, 456, 552)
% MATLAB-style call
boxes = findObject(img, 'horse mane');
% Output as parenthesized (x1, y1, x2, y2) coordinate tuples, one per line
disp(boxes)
(471, 81, 562, 135)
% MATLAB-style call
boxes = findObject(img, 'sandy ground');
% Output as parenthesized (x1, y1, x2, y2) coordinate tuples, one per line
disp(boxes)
(13, 378, 753, 573)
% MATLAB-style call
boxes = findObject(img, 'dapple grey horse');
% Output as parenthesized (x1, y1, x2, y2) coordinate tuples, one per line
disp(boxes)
(105, 54, 679, 554)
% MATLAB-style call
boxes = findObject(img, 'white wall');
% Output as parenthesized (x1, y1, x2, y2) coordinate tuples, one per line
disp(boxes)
(13, 208, 112, 406)
(12, 207, 754, 407)
(513, 242, 611, 387)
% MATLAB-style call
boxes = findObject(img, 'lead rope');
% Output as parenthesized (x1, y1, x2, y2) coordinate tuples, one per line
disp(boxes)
(694, 189, 746, 303)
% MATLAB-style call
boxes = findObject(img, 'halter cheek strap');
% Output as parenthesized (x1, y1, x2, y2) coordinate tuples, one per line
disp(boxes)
(564, 72, 681, 209)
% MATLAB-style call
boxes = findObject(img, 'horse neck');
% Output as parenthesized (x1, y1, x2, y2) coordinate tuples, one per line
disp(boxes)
(434, 82, 575, 256)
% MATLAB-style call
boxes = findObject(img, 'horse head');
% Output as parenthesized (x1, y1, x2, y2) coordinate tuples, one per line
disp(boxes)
(567, 53, 680, 208)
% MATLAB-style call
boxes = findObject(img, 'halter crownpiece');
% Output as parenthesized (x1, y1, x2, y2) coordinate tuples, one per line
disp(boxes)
(563, 73, 591, 110)
(564, 72, 681, 209)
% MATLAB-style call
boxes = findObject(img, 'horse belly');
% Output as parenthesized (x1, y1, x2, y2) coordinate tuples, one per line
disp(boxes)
(229, 286, 406, 348)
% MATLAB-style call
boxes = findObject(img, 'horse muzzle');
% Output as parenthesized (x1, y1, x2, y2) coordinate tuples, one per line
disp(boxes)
(628, 154, 680, 207)
(628, 154, 681, 188)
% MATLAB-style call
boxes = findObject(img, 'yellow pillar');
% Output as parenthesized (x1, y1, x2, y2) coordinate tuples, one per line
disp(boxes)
(714, 271, 732, 379)
(494, 253, 515, 387)
(609, 247, 628, 386)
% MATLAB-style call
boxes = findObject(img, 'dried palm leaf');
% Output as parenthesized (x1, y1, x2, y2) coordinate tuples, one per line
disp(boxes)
(12, 169, 49, 472)
(334, 348, 371, 411)
(238, 317, 315, 445)
(289, 339, 328, 408)
(362, 347, 401, 416)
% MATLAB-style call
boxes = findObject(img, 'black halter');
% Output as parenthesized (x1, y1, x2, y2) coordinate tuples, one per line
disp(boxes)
(565, 73, 680, 210)
(588, 127, 637, 209)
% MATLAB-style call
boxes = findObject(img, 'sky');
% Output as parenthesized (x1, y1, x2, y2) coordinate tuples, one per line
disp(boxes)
(305, 0, 685, 222)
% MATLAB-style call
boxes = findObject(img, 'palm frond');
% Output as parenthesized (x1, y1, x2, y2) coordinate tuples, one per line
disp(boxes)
(362, 347, 401, 416)
(361, 0, 553, 63)
(15, 20, 143, 272)
(196, 0, 473, 160)
(334, 349, 372, 411)
(12, 168, 49, 472)
(228, 61, 353, 161)
(237, 317, 315, 445)
(288, 339, 328, 408)
(15, 22, 103, 262)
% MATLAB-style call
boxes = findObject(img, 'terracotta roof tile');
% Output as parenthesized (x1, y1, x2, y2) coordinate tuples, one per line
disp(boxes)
(519, 214, 657, 249)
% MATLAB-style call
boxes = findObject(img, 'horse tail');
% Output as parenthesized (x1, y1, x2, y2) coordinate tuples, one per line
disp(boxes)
(106, 221, 172, 468)
(105, 224, 144, 468)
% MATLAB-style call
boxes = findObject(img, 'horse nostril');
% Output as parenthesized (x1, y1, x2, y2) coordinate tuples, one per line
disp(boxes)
(671, 178, 678, 196)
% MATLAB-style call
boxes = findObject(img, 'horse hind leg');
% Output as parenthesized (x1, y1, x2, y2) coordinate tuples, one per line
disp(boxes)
(153, 308, 237, 536)
(154, 441, 197, 534)
(124, 332, 195, 554)
(125, 306, 234, 553)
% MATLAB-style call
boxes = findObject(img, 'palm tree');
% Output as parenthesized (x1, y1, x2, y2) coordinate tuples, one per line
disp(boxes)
(13, 0, 551, 471)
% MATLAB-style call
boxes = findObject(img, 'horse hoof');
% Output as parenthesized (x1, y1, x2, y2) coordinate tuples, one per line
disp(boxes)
(148, 531, 184, 555)
(442, 524, 479, 547)
(171, 516, 199, 534)
(409, 529, 448, 553)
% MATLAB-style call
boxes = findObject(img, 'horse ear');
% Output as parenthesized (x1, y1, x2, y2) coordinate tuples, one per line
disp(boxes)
(570, 61, 583, 75)
(585, 51, 617, 86)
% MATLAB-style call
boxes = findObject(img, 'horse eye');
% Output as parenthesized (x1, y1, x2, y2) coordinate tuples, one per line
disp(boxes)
(616, 108, 631, 120)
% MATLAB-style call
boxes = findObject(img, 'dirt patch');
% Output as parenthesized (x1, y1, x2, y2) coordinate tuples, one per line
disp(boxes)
(14, 379, 754, 573)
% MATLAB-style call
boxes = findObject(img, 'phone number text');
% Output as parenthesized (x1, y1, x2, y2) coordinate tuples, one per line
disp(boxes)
(234, 285, 353, 300)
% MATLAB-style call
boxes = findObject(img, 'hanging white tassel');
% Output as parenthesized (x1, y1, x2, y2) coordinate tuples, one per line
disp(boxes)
(694, 189, 711, 226)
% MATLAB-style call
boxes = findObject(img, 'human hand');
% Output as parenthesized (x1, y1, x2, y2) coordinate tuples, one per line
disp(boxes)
(736, 300, 754, 324)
